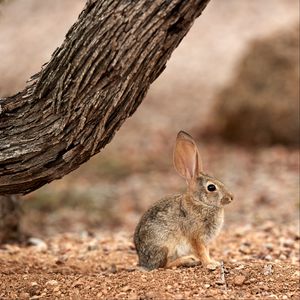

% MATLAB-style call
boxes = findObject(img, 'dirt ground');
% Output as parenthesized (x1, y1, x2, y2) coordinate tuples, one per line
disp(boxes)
(0, 0, 299, 299)
(0, 223, 299, 299)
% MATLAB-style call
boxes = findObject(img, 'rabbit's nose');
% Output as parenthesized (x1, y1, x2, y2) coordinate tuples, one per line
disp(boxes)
(221, 195, 233, 205)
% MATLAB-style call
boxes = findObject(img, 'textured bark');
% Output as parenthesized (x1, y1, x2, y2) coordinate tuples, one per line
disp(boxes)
(0, 0, 210, 195)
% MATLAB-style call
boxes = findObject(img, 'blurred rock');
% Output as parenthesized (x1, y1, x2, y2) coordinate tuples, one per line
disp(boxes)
(211, 23, 299, 146)
(28, 237, 48, 252)
(45, 280, 58, 286)
(264, 255, 273, 261)
(263, 264, 273, 275)
(234, 275, 246, 286)
(19, 292, 30, 300)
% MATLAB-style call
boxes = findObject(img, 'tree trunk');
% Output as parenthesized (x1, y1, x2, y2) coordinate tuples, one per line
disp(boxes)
(0, 0, 210, 195)
(0, 195, 21, 243)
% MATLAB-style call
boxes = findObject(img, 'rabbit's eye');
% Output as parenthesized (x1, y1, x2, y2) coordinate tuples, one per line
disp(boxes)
(207, 184, 216, 192)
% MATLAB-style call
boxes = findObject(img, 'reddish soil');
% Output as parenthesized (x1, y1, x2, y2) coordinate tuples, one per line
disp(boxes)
(0, 224, 299, 299)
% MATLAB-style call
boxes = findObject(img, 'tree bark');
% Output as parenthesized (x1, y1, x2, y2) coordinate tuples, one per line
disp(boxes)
(0, 0, 210, 195)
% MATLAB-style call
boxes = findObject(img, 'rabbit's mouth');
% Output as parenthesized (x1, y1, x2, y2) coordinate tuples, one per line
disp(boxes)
(196, 197, 222, 209)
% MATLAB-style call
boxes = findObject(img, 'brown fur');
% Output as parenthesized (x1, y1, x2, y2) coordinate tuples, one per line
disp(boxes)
(134, 131, 233, 270)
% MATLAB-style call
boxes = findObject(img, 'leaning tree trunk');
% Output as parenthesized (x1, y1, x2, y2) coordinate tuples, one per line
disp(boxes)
(0, 0, 210, 195)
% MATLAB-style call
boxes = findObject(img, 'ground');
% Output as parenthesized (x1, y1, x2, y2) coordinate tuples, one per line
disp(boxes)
(0, 224, 299, 299)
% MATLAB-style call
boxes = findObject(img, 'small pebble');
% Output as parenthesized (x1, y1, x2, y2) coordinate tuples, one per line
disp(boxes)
(263, 264, 273, 275)
(282, 239, 294, 248)
(264, 243, 274, 251)
(234, 275, 246, 286)
(235, 264, 245, 270)
(109, 263, 117, 274)
(293, 270, 300, 277)
(30, 282, 38, 287)
(72, 279, 84, 288)
(279, 254, 287, 260)
(46, 280, 58, 286)
(87, 240, 99, 251)
(19, 292, 30, 300)
(239, 245, 251, 254)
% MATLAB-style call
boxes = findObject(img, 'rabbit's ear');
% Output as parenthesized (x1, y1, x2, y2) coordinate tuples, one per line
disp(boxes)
(173, 131, 203, 182)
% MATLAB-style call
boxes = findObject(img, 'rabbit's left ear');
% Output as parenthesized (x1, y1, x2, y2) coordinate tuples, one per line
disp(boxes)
(173, 131, 203, 182)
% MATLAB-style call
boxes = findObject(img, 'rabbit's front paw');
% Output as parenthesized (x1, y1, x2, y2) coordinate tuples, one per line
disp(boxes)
(181, 256, 200, 268)
(206, 260, 220, 271)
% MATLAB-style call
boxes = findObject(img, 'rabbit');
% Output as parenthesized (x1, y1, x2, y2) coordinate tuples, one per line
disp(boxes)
(134, 131, 233, 271)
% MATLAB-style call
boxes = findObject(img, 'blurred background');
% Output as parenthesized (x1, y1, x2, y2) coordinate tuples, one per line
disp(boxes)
(0, 0, 299, 237)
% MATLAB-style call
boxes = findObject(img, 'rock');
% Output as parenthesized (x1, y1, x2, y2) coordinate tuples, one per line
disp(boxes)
(28, 237, 48, 252)
(235, 264, 245, 270)
(282, 238, 294, 248)
(28, 282, 40, 297)
(211, 23, 299, 146)
(216, 279, 225, 286)
(264, 255, 273, 261)
(264, 243, 274, 251)
(234, 275, 246, 286)
(102, 289, 108, 295)
(122, 285, 132, 292)
(279, 254, 287, 260)
(128, 292, 139, 300)
(19, 292, 30, 300)
(87, 239, 99, 251)
(206, 261, 220, 270)
(263, 264, 273, 275)
(55, 256, 66, 265)
(72, 279, 84, 288)
(204, 284, 210, 288)
(145, 291, 158, 299)
(108, 263, 117, 274)
(3, 244, 21, 254)
(45, 280, 58, 286)
(293, 270, 300, 277)
(239, 245, 251, 254)
(30, 282, 38, 287)
(261, 221, 275, 232)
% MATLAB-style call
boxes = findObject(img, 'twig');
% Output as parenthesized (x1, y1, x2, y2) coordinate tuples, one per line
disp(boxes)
(216, 261, 227, 290)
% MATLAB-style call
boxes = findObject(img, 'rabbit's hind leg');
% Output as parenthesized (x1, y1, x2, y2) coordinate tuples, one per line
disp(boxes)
(138, 245, 168, 271)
